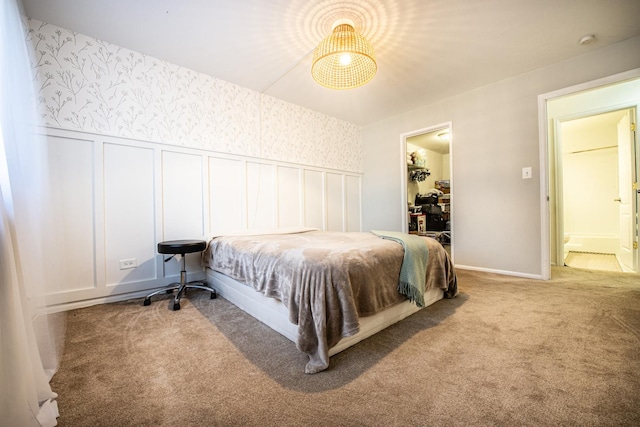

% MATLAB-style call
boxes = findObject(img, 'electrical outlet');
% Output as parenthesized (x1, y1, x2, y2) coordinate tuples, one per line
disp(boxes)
(119, 258, 137, 270)
(522, 167, 532, 179)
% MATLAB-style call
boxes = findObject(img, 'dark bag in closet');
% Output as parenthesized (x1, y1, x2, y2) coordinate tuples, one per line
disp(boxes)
(415, 193, 438, 205)
(422, 204, 442, 215)
(426, 214, 446, 231)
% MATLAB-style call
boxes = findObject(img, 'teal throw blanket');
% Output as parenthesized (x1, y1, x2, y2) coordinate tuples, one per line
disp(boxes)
(371, 230, 429, 307)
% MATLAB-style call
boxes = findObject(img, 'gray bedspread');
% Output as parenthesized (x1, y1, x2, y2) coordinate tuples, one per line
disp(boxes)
(203, 230, 457, 373)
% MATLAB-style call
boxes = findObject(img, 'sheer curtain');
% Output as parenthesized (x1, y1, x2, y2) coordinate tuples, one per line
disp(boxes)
(1, 0, 62, 426)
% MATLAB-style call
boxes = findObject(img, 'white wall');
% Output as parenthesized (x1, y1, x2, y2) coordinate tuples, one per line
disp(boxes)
(443, 154, 450, 180)
(362, 35, 640, 277)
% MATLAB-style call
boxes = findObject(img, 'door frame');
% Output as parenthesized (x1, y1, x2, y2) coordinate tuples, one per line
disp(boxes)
(538, 68, 640, 279)
(400, 121, 453, 259)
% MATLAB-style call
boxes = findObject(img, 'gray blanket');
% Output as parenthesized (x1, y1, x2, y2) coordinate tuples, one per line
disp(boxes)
(204, 231, 457, 373)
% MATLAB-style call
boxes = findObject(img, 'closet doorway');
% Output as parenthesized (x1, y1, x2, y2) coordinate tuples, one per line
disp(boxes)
(556, 108, 637, 272)
(400, 123, 453, 257)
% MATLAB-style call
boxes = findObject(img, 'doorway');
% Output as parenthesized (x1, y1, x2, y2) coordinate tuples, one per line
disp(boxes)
(542, 72, 640, 277)
(557, 108, 637, 272)
(400, 123, 453, 256)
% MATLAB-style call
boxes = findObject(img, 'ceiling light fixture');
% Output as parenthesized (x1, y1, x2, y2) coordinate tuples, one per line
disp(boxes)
(438, 131, 450, 141)
(311, 19, 377, 90)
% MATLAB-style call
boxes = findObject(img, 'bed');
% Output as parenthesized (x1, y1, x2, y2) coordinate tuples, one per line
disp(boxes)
(203, 228, 457, 373)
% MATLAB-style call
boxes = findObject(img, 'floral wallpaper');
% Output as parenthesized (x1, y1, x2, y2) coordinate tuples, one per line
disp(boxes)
(260, 95, 362, 170)
(24, 18, 362, 172)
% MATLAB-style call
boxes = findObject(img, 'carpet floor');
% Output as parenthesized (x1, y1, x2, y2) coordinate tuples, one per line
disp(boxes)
(50, 267, 640, 426)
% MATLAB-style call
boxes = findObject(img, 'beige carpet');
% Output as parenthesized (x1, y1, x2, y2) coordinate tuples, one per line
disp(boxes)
(51, 267, 640, 426)
(565, 251, 623, 272)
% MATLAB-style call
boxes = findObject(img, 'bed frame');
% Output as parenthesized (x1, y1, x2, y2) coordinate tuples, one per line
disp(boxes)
(206, 269, 444, 356)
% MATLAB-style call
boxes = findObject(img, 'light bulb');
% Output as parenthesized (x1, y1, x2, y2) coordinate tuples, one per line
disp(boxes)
(339, 53, 352, 66)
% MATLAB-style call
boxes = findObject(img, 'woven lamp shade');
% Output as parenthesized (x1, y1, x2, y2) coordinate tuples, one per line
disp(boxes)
(311, 23, 377, 90)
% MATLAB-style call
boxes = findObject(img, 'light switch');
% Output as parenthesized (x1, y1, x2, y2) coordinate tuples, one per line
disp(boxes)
(522, 167, 532, 179)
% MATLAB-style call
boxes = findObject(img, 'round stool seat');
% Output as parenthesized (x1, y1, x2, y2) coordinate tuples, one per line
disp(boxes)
(157, 239, 206, 255)
(146, 239, 215, 310)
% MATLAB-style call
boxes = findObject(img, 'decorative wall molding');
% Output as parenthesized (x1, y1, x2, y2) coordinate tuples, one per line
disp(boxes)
(24, 17, 362, 172)
(42, 127, 362, 312)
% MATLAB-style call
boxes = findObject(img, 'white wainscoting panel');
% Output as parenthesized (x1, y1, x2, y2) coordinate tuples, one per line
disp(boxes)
(345, 175, 362, 232)
(161, 150, 205, 275)
(46, 135, 95, 293)
(326, 173, 345, 231)
(303, 170, 324, 229)
(41, 128, 362, 311)
(277, 166, 302, 228)
(103, 143, 157, 286)
(162, 151, 205, 240)
(246, 162, 276, 230)
(209, 157, 244, 233)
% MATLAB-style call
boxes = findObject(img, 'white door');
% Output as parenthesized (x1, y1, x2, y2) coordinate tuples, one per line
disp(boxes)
(616, 109, 635, 271)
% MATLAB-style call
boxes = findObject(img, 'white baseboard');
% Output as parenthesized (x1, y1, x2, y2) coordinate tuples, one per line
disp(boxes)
(454, 264, 544, 280)
(564, 234, 618, 255)
(45, 289, 153, 314)
(44, 271, 207, 313)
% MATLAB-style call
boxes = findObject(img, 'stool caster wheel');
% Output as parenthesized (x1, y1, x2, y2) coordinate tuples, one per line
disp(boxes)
(143, 298, 151, 306)
(173, 302, 181, 311)
(210, 291, 217, 299)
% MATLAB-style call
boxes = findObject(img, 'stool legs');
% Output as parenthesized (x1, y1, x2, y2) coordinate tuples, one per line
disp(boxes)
(143, 253, 216, 310)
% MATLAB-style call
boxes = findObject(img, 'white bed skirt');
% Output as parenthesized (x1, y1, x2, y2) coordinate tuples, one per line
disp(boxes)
(206, 269, 444, 356)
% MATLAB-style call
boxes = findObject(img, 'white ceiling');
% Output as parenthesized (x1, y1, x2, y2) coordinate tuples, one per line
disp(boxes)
(21, 0, 640, 126)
